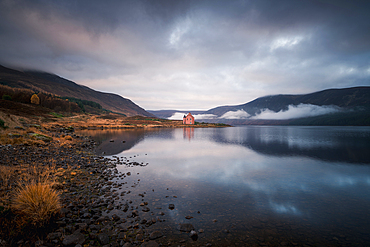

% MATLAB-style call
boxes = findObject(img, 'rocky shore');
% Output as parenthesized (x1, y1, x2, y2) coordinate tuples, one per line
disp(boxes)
(0, 125, 204, 247)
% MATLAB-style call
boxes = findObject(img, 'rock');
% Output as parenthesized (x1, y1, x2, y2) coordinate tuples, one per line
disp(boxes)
(189, 230, 198, 241)
(141, 240, 159, 247)
(132, 210, 139, 217)
(97, 233, 110, 245)
(168, 204, 175, 210)
(149, 231, 163, 240)
(177, 223, 195, 232)
(47, 232, 62, 241)
(122, 243, 132, 247)
(62, 231, 85, 246)
(142, 206, 150, 212)
(112, 214, 121, 221)
(185, 216, 193, 219)
(117, 232, 126, 239)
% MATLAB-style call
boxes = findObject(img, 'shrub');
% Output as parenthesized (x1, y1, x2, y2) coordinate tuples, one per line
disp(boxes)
(12, 181, 61, 226)
(50, 112, 64, 118)
(2, 94, 12, 100)
(0, 118, 5, 128)
(30, 94, 40, 104)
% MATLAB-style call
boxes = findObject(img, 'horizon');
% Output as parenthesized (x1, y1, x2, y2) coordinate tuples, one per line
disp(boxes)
(1, 0, 370, 110)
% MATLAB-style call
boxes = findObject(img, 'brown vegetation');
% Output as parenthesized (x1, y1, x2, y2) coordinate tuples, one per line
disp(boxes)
(30, 94, 40, 104)
(0, 84, 81, 113)
(12, 181, 61, 226)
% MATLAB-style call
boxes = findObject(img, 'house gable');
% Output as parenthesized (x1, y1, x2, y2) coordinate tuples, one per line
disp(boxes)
(183, 113, 195, 125)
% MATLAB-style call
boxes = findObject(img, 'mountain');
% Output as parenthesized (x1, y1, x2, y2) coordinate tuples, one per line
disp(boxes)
(0, 65, 153, 117)
(205, 87, 370, 117)
(201, 87, 370, 126)
(150, 87, 370, 126)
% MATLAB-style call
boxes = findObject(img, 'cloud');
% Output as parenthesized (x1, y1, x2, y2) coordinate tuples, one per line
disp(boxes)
(0, 0, 370, 110)
(252, 104, 341, 120)
(220, 110, 251, 119)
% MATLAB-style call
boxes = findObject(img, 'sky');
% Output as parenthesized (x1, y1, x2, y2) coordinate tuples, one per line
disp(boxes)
(0, 0, 370, 111)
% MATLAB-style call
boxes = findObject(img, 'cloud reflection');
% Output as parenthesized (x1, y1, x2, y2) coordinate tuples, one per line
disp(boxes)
(83, 126, 370, 226)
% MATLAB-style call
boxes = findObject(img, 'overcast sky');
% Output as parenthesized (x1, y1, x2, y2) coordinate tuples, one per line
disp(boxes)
(1, 0, 369, 110)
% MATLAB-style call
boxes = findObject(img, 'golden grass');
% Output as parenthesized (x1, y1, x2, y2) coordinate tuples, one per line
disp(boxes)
(12, 181, 61, 226)
(0, 165, 16, 189)
(0, 128, 49, 146)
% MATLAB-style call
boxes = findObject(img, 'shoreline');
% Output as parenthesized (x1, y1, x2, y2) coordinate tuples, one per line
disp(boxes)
(0, 121, 212, 247)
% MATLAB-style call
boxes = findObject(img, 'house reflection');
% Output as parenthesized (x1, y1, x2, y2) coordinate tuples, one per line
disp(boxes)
(183, 127, 194, 140)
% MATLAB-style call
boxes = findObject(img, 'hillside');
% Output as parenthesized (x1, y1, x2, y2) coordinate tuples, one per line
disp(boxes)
(205, 87, 370, 117)
(0, 65, 153, 117)
(150, 87, 370, 126)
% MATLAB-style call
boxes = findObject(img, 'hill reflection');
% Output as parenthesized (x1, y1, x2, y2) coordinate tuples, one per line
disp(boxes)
(79, 126, 370, 164)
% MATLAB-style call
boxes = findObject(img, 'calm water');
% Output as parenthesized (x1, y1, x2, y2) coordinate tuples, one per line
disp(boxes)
(79, 126, 370, 246)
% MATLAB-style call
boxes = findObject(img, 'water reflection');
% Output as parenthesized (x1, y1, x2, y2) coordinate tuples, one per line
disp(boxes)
(79, 126, 370, 245)
(183, 127, 194, 140)
(79, 126, 370, 163)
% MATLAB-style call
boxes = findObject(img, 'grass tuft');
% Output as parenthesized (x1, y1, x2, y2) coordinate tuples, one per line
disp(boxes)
(12, 181, 61, 226)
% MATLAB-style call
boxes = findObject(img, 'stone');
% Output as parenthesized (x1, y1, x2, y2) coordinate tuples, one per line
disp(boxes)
(149, 231, 163, 240)
(47, 232, 62, 241)
(189, 230, 198, 241)
(62, 231, 85, 246)
(168, 204, 175, 210)
(177, 223, 195, 232)
(142, 206, 150, 212)
(97, 233, 110, 245)
(136, 234, 144, 241)
(117, 232, 126, 239)
(141, 240, 159, 247)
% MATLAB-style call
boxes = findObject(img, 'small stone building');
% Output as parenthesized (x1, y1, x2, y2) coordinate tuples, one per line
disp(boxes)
(183, 113, 195, 125)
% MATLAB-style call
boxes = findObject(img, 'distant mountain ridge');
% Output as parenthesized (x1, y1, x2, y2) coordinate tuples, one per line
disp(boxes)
(205, 87, 370, 117)
(150, 87, 370, 126)
(0, 65, 153, 117)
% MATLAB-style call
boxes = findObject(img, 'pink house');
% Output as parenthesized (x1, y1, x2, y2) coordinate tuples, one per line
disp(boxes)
(183, 113, 195, 125)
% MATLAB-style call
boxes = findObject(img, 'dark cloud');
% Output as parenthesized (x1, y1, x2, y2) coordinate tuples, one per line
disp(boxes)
(0, 0, 369, 110)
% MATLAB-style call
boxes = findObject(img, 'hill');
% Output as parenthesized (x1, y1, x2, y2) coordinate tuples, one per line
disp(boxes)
(202, 87, 370, 125)
(151, 87, 370, 126)
(205, 87, 370, 116)
(0, 65, 153, 117)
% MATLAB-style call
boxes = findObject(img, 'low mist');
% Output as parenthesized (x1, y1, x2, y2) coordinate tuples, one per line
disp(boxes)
(251, 104, 341, 120)
(168, 112, 217, 120)
(220, 110, 251, 119)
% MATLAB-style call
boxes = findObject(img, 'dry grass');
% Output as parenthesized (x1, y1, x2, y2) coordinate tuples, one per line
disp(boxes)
(11, 181, 61, 226)
(0, 128, 49, 146)
(0, 165, 16, 189)
(1, 163, 61, 227)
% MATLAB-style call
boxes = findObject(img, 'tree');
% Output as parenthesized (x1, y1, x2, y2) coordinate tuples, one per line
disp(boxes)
(30, 94, 40, 105)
